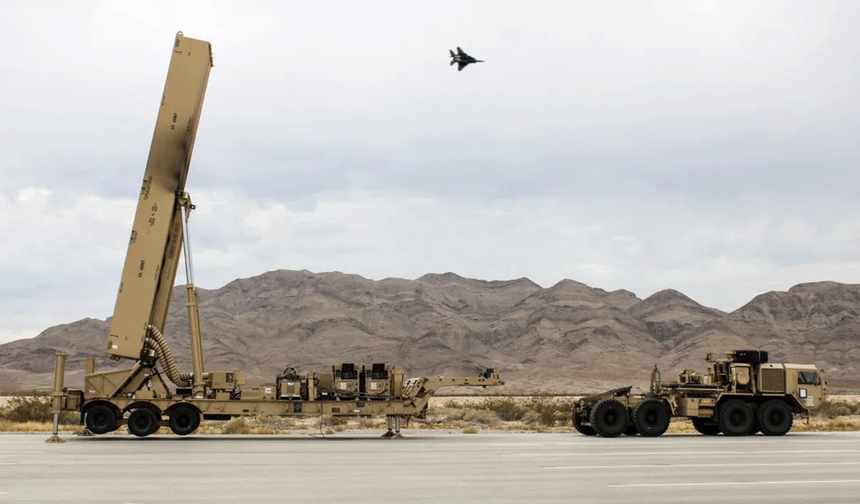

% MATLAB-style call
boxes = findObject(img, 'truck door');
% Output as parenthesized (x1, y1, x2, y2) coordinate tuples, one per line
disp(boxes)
(795, 370, 825, 409)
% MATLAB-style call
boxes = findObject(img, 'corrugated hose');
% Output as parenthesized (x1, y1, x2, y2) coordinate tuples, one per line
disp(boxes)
(145, 324, 192, 387)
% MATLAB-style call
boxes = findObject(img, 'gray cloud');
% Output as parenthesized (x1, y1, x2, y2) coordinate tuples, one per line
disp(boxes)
(1, 1, 859, 342)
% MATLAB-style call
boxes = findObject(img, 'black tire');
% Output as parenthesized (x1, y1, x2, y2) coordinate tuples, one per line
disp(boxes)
(168, 405, 200, 436)
(85, 405, 117, 435)
(633, 399, 671, 437)
(590, 399, 628, 438)
(691, 417, 720, 435)
(758, 400, 793, 436)
(747, 421, 760, 436)
(624, 423, 639, 436)
(127, 408, 159, 438)
(718, 399, 754, 436)
(573, 412, 597, 436)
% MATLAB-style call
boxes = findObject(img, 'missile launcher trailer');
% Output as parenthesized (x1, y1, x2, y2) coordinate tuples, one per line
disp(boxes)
(53, 354, 501, 438)
(48, 33, 502, 439)
(572, 350, 827, 438)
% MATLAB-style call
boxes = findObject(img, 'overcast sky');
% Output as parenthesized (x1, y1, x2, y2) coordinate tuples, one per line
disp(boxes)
(1, 1, 859, 343)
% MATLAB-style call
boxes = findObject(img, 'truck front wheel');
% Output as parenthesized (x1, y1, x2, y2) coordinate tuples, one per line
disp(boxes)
(718, 399, 753, 436)
(758, 400, 792, 436)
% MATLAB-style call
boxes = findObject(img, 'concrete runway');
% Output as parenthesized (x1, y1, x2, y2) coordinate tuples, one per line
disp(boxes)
(2, 431, 860, 504)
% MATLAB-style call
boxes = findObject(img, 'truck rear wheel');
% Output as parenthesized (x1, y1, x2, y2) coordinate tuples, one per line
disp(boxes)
(758, 400, 792, 436)
(127, 408, 159, 437)
(633, 399, 670, 437)
(691, 418, 720, 435)
(590, 399, 628, 438)
(168, 405, 200, 436)
(85, 405, 117, 435)
(573, 413, 596, 436)
(718, 399, 753, 436)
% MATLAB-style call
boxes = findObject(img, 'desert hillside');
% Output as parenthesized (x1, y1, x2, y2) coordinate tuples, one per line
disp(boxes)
(1, 270, 857, 393)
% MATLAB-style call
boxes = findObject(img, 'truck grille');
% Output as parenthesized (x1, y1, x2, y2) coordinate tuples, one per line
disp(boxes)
(761, 368, 785, 393)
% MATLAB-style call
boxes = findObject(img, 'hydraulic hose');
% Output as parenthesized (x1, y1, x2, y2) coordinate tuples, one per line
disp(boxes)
(145, 324, 192, 387)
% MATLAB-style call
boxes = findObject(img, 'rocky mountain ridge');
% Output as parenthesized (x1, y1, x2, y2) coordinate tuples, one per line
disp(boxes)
(1, 270, 857, 393)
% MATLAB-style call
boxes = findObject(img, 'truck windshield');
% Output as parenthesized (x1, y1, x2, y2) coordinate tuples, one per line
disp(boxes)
(798, 372, 820, 385)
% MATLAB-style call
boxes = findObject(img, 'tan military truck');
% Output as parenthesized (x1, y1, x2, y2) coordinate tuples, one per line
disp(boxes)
(573, 350, 827, 437)
(47, 33, 503, 440)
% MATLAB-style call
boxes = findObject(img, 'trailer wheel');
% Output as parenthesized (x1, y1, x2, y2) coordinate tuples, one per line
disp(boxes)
(633, 399, 670, 437)
(692, 418, 720, 435)
(624, 424, 639, 436)
(590, 399, 628, 438)
(718, 399, 753, 436)
(573, 413, 597, 436)
(168, 405, 200, 436)
(758, 400, 792, 436)
(85, 405, 117, 435)
(127, 408, 159, 438)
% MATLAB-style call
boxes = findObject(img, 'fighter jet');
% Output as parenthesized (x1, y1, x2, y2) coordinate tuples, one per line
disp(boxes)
(449, 47, 484, 71)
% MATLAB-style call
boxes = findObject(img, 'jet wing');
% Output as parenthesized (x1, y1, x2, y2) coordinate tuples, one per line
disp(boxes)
(458, 61, 468, 71)
(457, 47, 465, 56)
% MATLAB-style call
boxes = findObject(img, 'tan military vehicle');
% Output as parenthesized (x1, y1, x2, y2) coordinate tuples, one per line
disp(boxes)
(47, 33, 502, 440)
(573, 350, 826, 437)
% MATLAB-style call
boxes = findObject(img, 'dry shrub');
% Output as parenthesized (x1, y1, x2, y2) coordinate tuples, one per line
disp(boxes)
(821, 418, 860, 431)
(440, 407, 467, 421)
(666, 418, 696, 434)
(793, 416, 860, 432)
(59, 411, 81, 425)
(443, 399, 466, 409)
(322, 415, 349, 426)
(1, 396, 52, 423)
(520, 410, 541, 425)
(524, 396, 575, 427)
(462, 426, 478, 434)
(358, 417, 381, 429)
(0, 420, 80, 433)
(480, 397, 527, 422)
(271, 415, 295, 426)
(463, 409, 497, 425)
(222, 417, 250, 434)
(814, 399, 860, 419)
(0, 395, 80, 425)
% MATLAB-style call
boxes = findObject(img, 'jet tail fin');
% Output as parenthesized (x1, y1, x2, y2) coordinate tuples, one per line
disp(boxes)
(450, 59, 455, 66)
(449, 49, 455, 57)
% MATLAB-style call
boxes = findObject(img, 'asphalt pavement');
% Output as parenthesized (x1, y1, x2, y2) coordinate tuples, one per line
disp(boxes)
(1, 431, 859, 503)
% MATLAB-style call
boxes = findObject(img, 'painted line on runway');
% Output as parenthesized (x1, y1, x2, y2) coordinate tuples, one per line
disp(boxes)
(509, 449, 860, 457)
(544, 461, 860, 469)
(470, 443, 547, 446)
(0, 462, 18, 465)
(610, 479, 860, 488)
